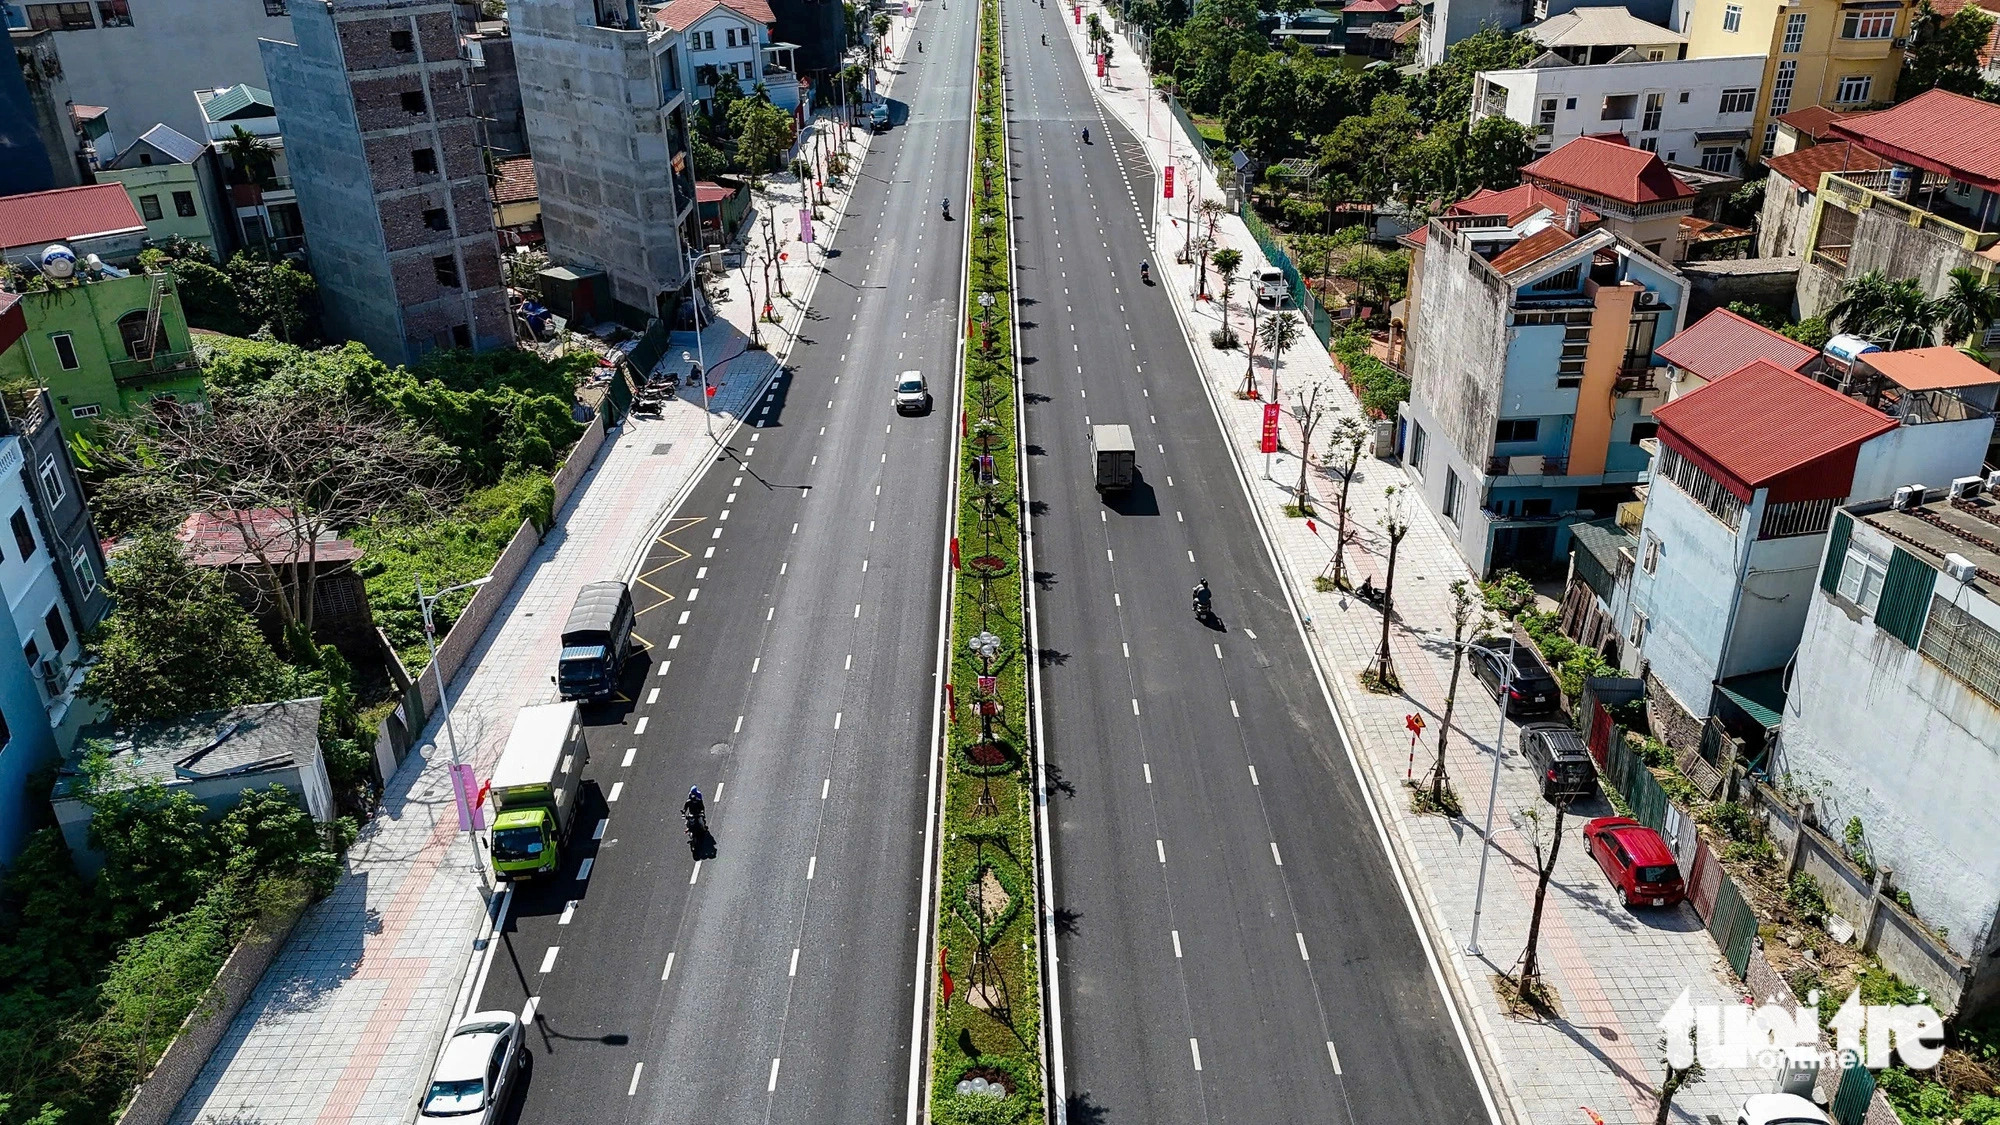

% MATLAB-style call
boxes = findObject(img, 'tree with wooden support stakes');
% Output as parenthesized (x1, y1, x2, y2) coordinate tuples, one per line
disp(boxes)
(1320, 412, 1368, 590)
(1366, 485, 1410, 692)
(1258, 309, 1302, 404)
(1417, 578, 1487, 816)
(1286, 382, 1329, 517)
(1509, 791, 1577, 1013)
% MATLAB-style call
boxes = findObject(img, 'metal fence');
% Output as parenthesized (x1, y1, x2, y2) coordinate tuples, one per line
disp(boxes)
(1163, 92, 1217, 177)
(1832, 1061, 1876, 1125)
(1238, 205, 1335, 349)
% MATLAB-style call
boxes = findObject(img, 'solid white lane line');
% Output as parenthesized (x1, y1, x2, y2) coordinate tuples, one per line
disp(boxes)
(1178, 511, 1184, 522)
(714, 782, 722, 803)
(539, 947, 559, 973)
(1131, 698, 1140, 715)
(845, 653, 853, 669)
(608, 782, 624, 802)
(1271, 842, 1284, 866)
(629, 1062, 644, 1096)
(1122, 642, 1129, 658)
(807, 856, 817, 879)
(767, 608, 775, 621)
(1190, 1039, 1203, 1071)
(1214, 643, 1223, 659)
(1172, 930, 1183, 957)
(1155, 839, 1166, 863)
(1328, 1042, 1343, 1074)
(576, 857, 594, 881)
(1297, 933, 1311, 961)
(662, 951, 675, 981)
(1106, 549, 1114, 561)
(622, 747, 637, 767)
(834, 712, 843, 729)
(854, 603, 862, 618)
(559, 901, 577, 925)
(635, 717, 649, 734)
(790, 948, 801, 977)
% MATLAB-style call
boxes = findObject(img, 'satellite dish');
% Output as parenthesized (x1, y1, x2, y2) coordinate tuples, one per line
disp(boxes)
(40, 244, 76, 279)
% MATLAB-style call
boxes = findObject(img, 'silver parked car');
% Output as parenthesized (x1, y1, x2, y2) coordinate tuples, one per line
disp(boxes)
(895, 370, 931, 414)
(421, 1011, 524, 1123)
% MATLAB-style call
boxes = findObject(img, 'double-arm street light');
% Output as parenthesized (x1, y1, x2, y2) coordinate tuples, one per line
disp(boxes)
(417, 574, 493, 795)
(1420, 630, 1518, 958)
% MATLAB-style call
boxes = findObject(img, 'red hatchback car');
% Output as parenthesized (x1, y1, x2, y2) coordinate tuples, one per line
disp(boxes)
(1583, 817, 1686, 908)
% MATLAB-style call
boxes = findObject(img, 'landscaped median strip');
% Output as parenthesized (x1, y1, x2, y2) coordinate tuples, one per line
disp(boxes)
(926, 0, 1046, 1119)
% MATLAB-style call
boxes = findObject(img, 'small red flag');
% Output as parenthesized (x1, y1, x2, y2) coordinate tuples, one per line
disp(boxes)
(705, 385, 717, 398)
(950, 537, 961, 569)
(1306, 519, 1318, 536)
(940, 947, 954, 1007)
(474, 780, 491, 808)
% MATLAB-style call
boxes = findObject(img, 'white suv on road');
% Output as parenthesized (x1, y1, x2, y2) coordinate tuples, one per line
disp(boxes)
(895, 370, 930, 414)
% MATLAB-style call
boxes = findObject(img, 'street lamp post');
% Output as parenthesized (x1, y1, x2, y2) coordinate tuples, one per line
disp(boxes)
(977, 289, 996, 355)
(417, 573, 494, 831)
(1440, 632, 1517, 958)
(686, 251, 713, 440)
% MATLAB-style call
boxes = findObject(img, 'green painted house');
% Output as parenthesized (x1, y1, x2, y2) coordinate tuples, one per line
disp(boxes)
(0, 272, 206, 436)
(98, 124, 224, 257)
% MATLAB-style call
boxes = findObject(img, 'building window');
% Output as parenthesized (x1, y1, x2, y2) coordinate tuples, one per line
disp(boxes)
(1496, 419, 1540, 444)
(138, 194, 162, 221)
(1835, 75, 1873, 103)
(1409, 422, 1427, 471)
(1722, 3, 1742, 30)
(49, 334, 79, 371)
(1565, 96, 1577, 110)
(1782, 12, 1807, 51)
(424, 207, 451, 231)
(1638, 136, 1659, 152)
(1529, 265, 1583, 293)
(95, 0, 129, 25)
(265, 0, 288, 14)
(1718, 87, 1756, 114)
(1601, 93, 1638, 121)
(1630, 609, 1648, 646)
(1443, 468, 1462, 525)
(1759, 497, 1837, 539)
(1842, 9, 1896, 38)
(1700, 146, 1737, 172)
(117, 310, 161, 359)
(37, 454, 64, 507)
(1629, 421, 1658, 443)
(10, 510, 35, 560)
(700, 30, 714, 49)
(71, 546, 95, 598)
(411, 147, 438, 174)
(1836, 542, 1889, 611)
(1921, 595, 2000, 707)
(451, 324, 473, 348)
(22, 640, 39, 673)
(433, 254, 460, 288)
(172, 190, 197, 218)
(390, 27, 414, 51)
(1763, 122, 1781, 155)
(400, 89, 428, 114)
(1536, 97, 1557, 136)
(27, 3, 96, 30)
(69, 404, 99, 420)
(1642, 92, 1664, 131)
(44, 607, 68, 653)
(1655, 444, 1746, 526)
(1641, 531, 1661, 573)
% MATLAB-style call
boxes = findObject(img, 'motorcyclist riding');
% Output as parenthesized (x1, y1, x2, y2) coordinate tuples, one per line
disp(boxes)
(683, 786, 705, 820)
(941, 197, 951, 219)
(1192, 578, 1212, 617)
(1140, 260, 1151, 283)
(1041, 32, 1047, 43)
(1082, 127, 1091, 144)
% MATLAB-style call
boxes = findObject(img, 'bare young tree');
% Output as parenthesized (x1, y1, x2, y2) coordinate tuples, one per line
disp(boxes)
(1429, 578, 1489, 807)
(1655, 1029, 1705, 1125)
(1372, 485, 1410, 686)
(1324, 413, 1368, 588)
(1288, 383, 1329, 514)
(99, 390, 453, 654)
(1515, 792, 1575, 1003)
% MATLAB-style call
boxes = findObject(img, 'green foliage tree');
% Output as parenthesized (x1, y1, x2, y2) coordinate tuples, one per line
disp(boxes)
(1409, 28, 1540, 125)
(1461, 114, 1534, 193)
(1896, 0, 1999, 101)
(1221, 50, 1301, 158)
(730, 98, 796, 173)
(1318, 93, 1422, 205)
(81, 535, 297, 725)
(1828, 269, 1941, 349)
(1781, 315, 1832, 349)
(83, 776, 220, 936)
(1171, 0, 1265, 112)
(1934, 265, 2000, 348)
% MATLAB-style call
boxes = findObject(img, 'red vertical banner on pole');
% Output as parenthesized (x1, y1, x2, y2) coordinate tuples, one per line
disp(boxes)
(1096, 53, 1106, 77)
(940, 947, 955, 1007)
(1260, 402, 1281, 454)
(1163, 165, 1175, 199)
(950, 537, 961, 569)
(1073, 3, 1081, 21)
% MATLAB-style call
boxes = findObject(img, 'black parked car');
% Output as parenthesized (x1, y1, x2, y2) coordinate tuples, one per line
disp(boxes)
(1520, 722, 1597, 802)
(1467, 637, 1560, 717)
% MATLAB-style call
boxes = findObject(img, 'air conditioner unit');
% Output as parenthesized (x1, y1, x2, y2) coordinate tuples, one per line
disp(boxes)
(1636, 290, 1661, 307)
(1986, 469, 2000, 493)
(1892, 35, 1909, 47)
(1892, 484, 1926, 511)
(1945, 553, 1979, 583)
(1949, 474, 1985, 500)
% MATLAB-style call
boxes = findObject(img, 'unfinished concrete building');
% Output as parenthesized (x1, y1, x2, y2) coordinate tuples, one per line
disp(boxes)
(262, 0, 512, 363)
(510, 0, 697, 325)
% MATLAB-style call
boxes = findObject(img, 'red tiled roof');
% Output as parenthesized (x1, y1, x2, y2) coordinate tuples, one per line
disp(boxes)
(1775, 105, 1847, 141)
(1654, 308, 1818, 384)
(695, 181, 737, 203)
(1763, 141, 1889, 189)
(1827, 88, 2000, 192)
(1458, 183, 1600, 228)
(1343, 0, 1404, 12)
(0, 183, 145, 250)
(176, 509, 365, 569)
(1521, 135, 1696, 206)
(493, 155, 538, 204)
(1652, 359, 1895, 502)
(1931, 0, 2000, 65)
(653, 0, 775, 30)
(1488, 226, 1577, 274)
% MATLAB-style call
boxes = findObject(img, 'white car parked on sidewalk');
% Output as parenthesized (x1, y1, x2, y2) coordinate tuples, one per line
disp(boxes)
(1737, 1093, 1833, 1125)
(421, 1011, 524, 1124)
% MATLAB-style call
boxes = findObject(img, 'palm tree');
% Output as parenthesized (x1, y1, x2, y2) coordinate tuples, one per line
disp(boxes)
(1933, 266, 2000, 351)
(1828, 270, 1938, 351)
(1259, 310, 1302, 401)
(222, 125, 276, 188)
(1213, 247, 1243, 341)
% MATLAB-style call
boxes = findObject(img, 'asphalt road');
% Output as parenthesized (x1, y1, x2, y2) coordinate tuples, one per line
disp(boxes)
(999, 5, 1497, 1123)
(468, 11, 973, 1123)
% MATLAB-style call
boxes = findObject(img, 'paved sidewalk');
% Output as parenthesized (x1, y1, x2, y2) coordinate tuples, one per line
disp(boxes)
(168, 81, 899, 1125)
(1056, 10, 1769, 1124)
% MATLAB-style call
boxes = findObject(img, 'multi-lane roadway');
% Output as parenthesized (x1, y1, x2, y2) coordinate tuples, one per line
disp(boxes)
(467, 7, 973, 1123)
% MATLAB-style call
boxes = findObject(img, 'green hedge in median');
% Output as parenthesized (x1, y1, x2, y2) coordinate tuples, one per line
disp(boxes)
(929, 0, 1045, 1121)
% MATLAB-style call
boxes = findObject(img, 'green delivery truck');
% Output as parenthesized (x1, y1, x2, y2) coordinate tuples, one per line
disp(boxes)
(488, 702, 590, 879)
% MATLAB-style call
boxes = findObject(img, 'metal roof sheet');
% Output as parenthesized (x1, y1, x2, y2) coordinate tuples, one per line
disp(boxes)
(1860, 345, 2000, 390)
(1651, 359, 1896, 491)
(0, 183, 145, 250)
(1826, 88, 2000, 192)
(1522, 135, 1696, 205)
(1525, 5, 1684, 47)
(1653, 308, 1817, 383)
(199, 83, 275, 123)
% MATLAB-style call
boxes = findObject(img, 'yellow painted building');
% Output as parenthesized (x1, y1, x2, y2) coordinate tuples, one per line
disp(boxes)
(1681, 0, 1911, 163)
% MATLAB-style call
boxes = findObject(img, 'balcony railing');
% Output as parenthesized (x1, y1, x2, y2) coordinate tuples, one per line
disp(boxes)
(1821, 172, 2000, 252)
(110, 349, 198, 385)
(1616, 366, 1658, 394)
(1487, 454, 1570, 477)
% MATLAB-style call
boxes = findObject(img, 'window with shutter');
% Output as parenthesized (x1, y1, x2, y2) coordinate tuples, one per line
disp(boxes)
(1820, 513, 1852, 594)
